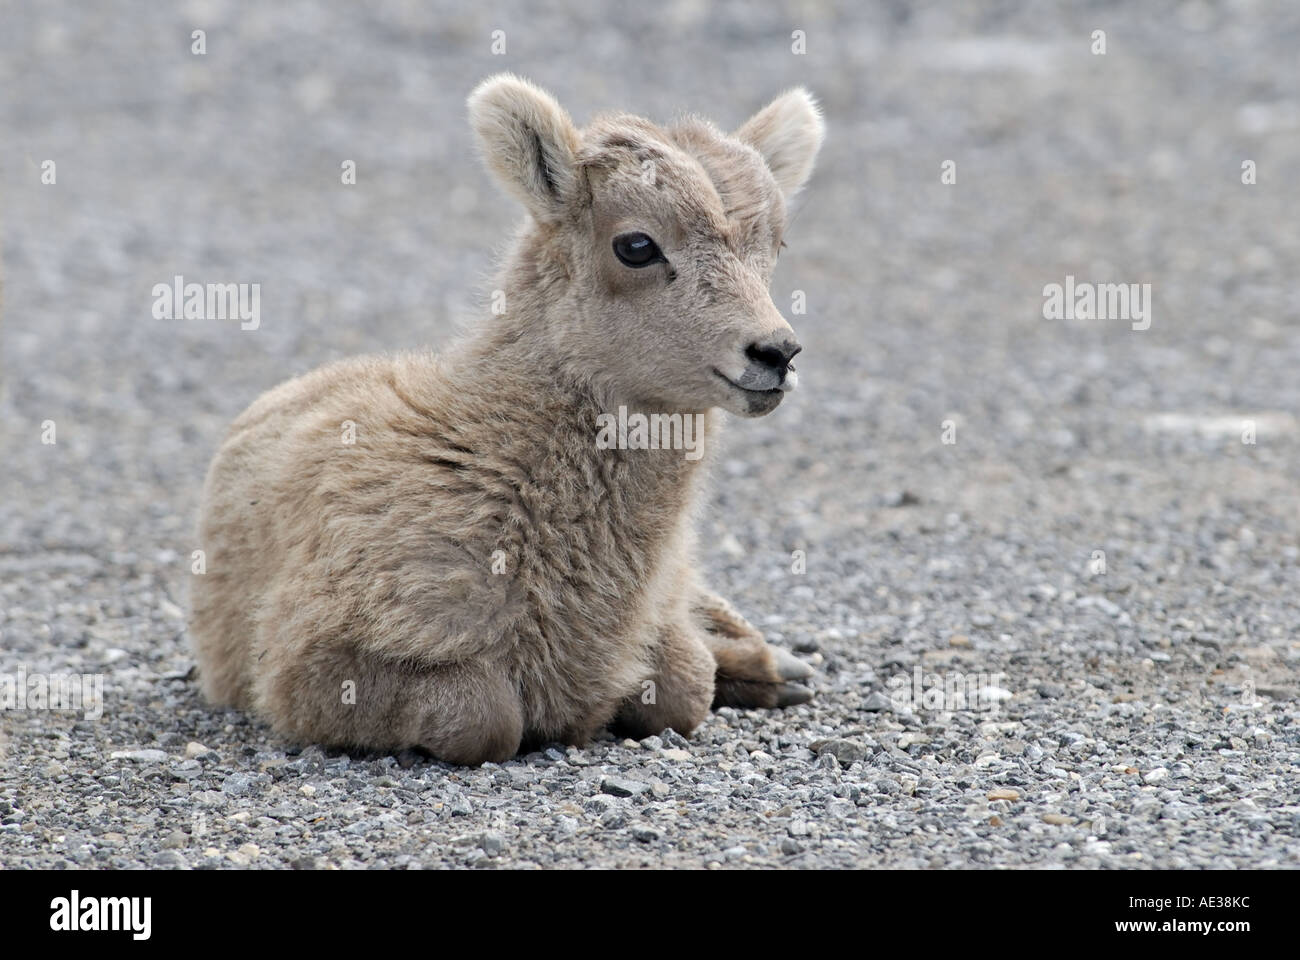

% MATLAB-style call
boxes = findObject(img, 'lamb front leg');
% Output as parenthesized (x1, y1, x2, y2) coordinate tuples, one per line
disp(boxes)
(611, 621, 716, 741)
(692, 588, 814, 709)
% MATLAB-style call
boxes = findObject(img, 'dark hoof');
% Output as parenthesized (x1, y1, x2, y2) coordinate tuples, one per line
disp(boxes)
(772, 647, 813, 681)
(775, 682, 814, 707)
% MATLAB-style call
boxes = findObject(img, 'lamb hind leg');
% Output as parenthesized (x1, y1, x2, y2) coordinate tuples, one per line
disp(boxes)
(256, 644, 524, 766)
(692, 589, 814, 709)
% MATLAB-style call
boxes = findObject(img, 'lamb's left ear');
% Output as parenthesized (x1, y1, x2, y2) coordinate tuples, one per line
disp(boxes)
(468, 74, 581, 222)
(734, 88, 825, 198)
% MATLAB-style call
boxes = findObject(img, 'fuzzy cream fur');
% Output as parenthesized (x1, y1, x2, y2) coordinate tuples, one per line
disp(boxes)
(189, 75, 824, 764)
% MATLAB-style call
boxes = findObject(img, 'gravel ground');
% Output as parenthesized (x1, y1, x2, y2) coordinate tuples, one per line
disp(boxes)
(2, 0, 1299, 869)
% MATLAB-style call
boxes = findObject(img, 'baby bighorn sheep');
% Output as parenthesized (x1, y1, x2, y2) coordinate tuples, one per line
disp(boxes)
(190, 75, 824, 765)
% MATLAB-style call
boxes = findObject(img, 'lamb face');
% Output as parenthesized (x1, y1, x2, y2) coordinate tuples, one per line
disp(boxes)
(468, 74, 824, 417)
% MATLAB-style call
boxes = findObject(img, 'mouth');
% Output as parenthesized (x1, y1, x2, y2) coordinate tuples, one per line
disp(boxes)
(712, 366, 797, 397)
(712, 368, 791, 415)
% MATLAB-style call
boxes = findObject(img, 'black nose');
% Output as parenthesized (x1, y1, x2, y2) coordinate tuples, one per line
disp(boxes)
(746, 339, 802, 372)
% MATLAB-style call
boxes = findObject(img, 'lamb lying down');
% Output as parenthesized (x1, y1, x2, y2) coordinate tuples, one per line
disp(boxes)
(189, 74, 824, 764)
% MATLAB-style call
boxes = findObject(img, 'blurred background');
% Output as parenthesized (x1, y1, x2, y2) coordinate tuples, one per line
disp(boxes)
(1, 0, 1298, 867)
(5, 0, 1298, 619)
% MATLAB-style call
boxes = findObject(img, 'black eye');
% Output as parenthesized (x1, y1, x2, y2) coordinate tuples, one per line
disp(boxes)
(613, 232, 665, 268)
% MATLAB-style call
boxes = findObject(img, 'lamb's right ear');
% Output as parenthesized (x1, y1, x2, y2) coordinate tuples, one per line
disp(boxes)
(468, 74, 580, 222)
